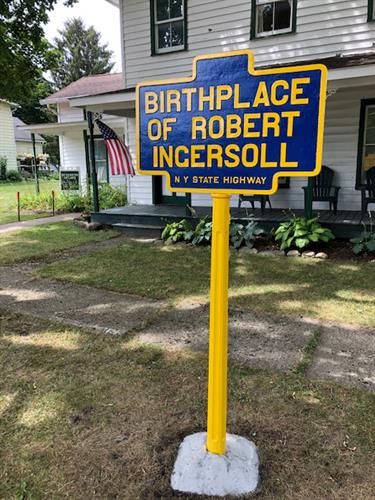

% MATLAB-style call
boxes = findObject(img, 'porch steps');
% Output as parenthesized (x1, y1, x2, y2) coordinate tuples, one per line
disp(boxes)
(112, 222, 164, 238)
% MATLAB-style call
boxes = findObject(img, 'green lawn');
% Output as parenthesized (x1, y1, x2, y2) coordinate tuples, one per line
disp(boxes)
(39, 241, 375, 327)
(0, 179, 59, 224)
(0, 221, 118, 265)
(0, 310, 374, 499)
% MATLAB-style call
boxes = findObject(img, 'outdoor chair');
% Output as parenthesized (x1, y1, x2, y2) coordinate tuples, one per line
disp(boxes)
(238, 194, 272, 215)
(361, 167, 375, 214)
(302, 165, 340, 214)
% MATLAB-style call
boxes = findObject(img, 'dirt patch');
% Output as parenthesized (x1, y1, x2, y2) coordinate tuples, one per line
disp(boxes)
(136, 302, 316, 371)
(1, 310, 374, 500)
(308, 323, 375, 390)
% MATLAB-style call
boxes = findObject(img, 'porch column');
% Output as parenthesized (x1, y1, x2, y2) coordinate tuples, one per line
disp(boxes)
(31, 133, 40, 195)
(87, 111, 100, 212)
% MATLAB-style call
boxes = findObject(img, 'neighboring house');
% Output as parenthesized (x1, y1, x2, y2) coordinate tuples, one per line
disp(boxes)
(14, 117, 44, 156)
(22, 74, 128, 192)
(0, 99, 18, 171)
(27, 0, 375, 215)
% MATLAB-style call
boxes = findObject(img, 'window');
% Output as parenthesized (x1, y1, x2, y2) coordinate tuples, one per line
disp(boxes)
(88, 138, 109, 182)
(357, 99, 375, 186)
(251, 0, 296, 39)
(151, 0, 187, 54)
(368, 0, 375, 21)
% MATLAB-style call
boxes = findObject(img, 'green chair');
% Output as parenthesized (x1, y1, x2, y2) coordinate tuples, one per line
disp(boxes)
(302, 165, 340, 214)
(238, 194, 272, 215)
(361, 167, 375, 214)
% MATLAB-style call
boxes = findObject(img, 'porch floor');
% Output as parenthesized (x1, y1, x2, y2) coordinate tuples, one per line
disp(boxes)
(92, 205, 372, 238)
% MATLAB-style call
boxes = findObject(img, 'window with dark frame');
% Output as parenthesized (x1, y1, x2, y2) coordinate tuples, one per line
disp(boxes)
(368, 0, 375, 21)
(251, 0, 296, 38)
(357, 100, 375, 186)
(88, 137, 109, 182)
(152, 0, 186, 54)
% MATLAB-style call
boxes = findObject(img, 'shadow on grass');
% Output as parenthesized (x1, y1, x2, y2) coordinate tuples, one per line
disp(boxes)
(0, 310, 375, 499)
(0, 222, 118, 265)
(39, 242, 375, 327)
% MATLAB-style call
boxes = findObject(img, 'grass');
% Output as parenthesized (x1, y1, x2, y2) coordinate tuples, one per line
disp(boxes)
(0, 179, 59, 225)
(39, 241, 375, 327)
(293, 329, 323, 376)
(0, 310, 374, 499)
(0, 221, 118, 265)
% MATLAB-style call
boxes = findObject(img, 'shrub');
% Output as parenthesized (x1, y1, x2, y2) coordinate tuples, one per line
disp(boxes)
(19, 183, 126, 213)
(192, 217, 212, 245)
(20, 170, 33, 180)
(274, 216, 334, 251)
(0, 157, 7, 180)
(350, 218, 375, 254)
(38, 170, 52, 178)
(6, 170, 23, 182)
(50, 171, 60, 181)
(161, 219, 193, 243)
(230, 220, 265, 249)
(19, 192, 54, 211)
(56, 193, 90, 212)
(98, 183, 127, 209)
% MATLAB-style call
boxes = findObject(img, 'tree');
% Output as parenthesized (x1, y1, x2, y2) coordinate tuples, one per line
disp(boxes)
(0, 0, 77, 103)
(51, 18, 115, 89)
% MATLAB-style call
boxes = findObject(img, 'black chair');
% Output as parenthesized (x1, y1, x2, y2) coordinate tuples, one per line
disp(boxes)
(238, 194, 271, 215)
(302, 165, 340, 214)
(361, 167, 375, 214)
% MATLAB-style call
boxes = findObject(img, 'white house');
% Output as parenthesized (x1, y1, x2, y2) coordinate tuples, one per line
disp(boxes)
(14, 117, 44, 157)
(23, 73, 129, 192)
(26, 0, 375, 224)
(0, 99, 18, 171)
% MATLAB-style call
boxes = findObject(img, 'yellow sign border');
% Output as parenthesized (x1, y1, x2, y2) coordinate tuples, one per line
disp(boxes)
(135, 49, 327, 196)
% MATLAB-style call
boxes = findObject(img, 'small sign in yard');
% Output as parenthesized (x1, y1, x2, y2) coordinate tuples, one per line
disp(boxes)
(60, 170, 80, 191)
(136, 50, 327, 497)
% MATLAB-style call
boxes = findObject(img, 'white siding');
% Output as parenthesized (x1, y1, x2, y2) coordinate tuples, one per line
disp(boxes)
(59, 131, 88, 192)
(128, 84, 375, 210)
(0, 101, 17, 171)
(58, 103, 84, 123)
(122, 0, 375, 87)
(126, 117, 153, 203)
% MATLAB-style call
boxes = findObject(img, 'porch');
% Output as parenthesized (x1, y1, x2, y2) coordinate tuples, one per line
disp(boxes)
(91, 204, 372, 239)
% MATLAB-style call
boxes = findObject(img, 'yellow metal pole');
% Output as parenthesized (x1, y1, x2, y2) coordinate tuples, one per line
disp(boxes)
(206, 193, 231, 455)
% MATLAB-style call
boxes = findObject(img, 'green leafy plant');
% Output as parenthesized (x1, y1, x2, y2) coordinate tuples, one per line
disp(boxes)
(0, 157, 7, 181)
(161, 219, 193, 243)
(18, 184, 126, 213)
(98, 183, 127, 209)
(350, 217, 375, 254)
(192, 217, 212, 245)
(230, 220, 265, 249)
(6, 170, 23, 182)
(275, 216, 334, 251)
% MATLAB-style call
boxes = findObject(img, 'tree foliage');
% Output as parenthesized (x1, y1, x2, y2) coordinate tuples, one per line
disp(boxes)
(0, 0, 77, 103)
(50, 18, 115, 89)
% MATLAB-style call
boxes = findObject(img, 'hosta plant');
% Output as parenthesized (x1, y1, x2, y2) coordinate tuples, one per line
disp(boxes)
(230, 221, 265, 249)
(161, 219, 193, 243)
(275, 216, 334, 251)
(192, 217, 212, 245)
(350, 217, 375, 254)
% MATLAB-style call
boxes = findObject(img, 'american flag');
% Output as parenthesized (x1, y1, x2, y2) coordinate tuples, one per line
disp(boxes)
(95, 118, 135, 176)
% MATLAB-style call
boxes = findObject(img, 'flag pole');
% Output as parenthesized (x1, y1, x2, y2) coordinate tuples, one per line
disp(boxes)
(87, 111, 100, 212)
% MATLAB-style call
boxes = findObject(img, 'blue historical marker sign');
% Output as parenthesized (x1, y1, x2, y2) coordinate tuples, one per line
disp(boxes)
(136, 50, 327, 195)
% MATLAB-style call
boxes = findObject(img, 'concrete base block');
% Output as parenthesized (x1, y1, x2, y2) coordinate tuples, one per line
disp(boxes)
(171, 432, 259, 497)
